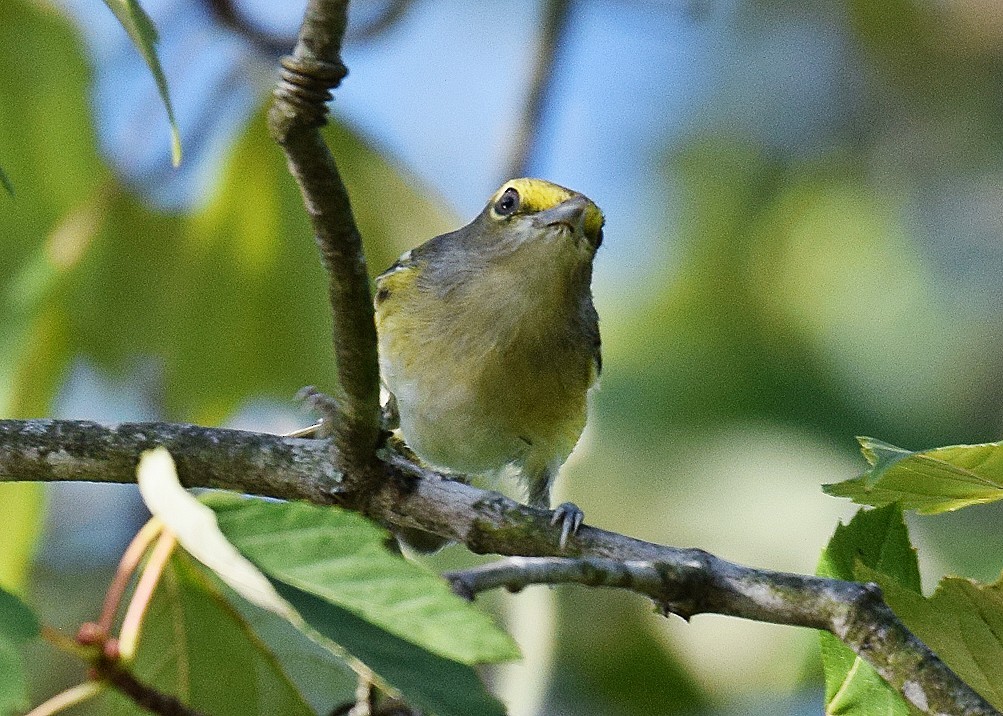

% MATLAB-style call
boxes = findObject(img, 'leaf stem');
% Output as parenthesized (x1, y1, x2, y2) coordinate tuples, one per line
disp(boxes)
(118, 529, 177, 661)
(97, 518, 164, 635)
(23, 682, 104, 716)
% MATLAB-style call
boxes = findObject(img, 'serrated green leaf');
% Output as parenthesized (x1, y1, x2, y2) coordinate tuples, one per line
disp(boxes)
(206, 495, 520, 666)
(818, 632, 912, 716)
(0, 585, 40, 714)
(273, 578, 507, 716)
(91, 552, 314, 716)
(817, 506, 917, 715)
(100, 0, 181, 166)
(825, 437, 1003, 514)
(817, 504, 920, 589)
(858, 564, 1003, 709)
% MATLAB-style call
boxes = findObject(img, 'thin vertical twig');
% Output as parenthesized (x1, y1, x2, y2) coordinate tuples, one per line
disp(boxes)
(267, 0, 383, 485)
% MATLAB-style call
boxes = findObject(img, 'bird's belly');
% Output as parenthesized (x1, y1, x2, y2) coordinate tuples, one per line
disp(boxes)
(387, 357, 588, 478)
(392, 377, 527, 474)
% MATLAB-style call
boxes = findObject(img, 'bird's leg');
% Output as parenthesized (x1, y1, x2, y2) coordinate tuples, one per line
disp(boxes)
(528, 470, 583, 550)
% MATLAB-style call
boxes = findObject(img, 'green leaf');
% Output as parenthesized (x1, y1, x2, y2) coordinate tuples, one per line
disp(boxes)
(858, 565, 1003, 710)
(99, 0, 181, 166)
(227, 593, 359, 715)
(207, 494, 520, 666)
(138, 449, 360, 712)
(273, 578, 507, 716)
(817, 506, 917, 715)
(0, 586, 39, 646)
(825, 437, 1003, 514)
(817, 503, 920, 589)
(92, 552, 314, 716)
(0, 585, 40, 714)
(135, 448, 292, 618)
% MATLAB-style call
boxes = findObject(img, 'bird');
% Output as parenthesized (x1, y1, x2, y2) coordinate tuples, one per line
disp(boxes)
(374, 178, 603, 549)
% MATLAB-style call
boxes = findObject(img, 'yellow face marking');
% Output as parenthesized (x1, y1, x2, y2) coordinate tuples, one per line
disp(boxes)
(491, 178, 605, 244)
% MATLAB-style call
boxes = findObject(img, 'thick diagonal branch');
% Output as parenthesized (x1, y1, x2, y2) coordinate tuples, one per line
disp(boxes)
(0, 419, 997, 716)
(267, 0, 382, 476)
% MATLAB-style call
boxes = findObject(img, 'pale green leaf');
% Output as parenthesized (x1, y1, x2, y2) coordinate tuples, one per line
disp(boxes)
(135, 448, 292, 618)
(206, 494, 520, 666)
(0, 485, 45, 594)
(825, 437, 1003, 514)
(100, 0, 181, 165)
(817, 506, 916, 715)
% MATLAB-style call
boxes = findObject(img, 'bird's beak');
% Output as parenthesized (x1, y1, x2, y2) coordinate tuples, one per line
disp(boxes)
(536, 196, 598, 247)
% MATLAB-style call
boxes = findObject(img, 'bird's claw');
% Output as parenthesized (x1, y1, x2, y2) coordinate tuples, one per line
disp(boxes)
(295, 386, 341, 437)
(381, 393, 400, 432)
(551, 502, 584, 550)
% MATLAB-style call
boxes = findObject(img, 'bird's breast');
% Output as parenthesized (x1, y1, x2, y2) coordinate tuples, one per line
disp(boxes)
(377, 282, 592, 476)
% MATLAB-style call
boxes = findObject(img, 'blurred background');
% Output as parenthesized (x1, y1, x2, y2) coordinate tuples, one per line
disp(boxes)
(3, 0, 1003, 713)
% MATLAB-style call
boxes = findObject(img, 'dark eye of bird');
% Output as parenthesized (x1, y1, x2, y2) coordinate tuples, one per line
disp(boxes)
(494, 187, 520, 216)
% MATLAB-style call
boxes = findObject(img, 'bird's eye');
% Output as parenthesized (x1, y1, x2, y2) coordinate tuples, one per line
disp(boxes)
(494, 187, 520, 216)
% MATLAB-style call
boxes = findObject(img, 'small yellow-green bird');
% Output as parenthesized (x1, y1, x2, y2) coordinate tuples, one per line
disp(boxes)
(375, 178, 603, 548)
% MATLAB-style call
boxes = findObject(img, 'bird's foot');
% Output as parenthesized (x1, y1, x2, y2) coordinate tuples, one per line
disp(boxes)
(550, 502, 584, 550)
(293, 386, 341, 438)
